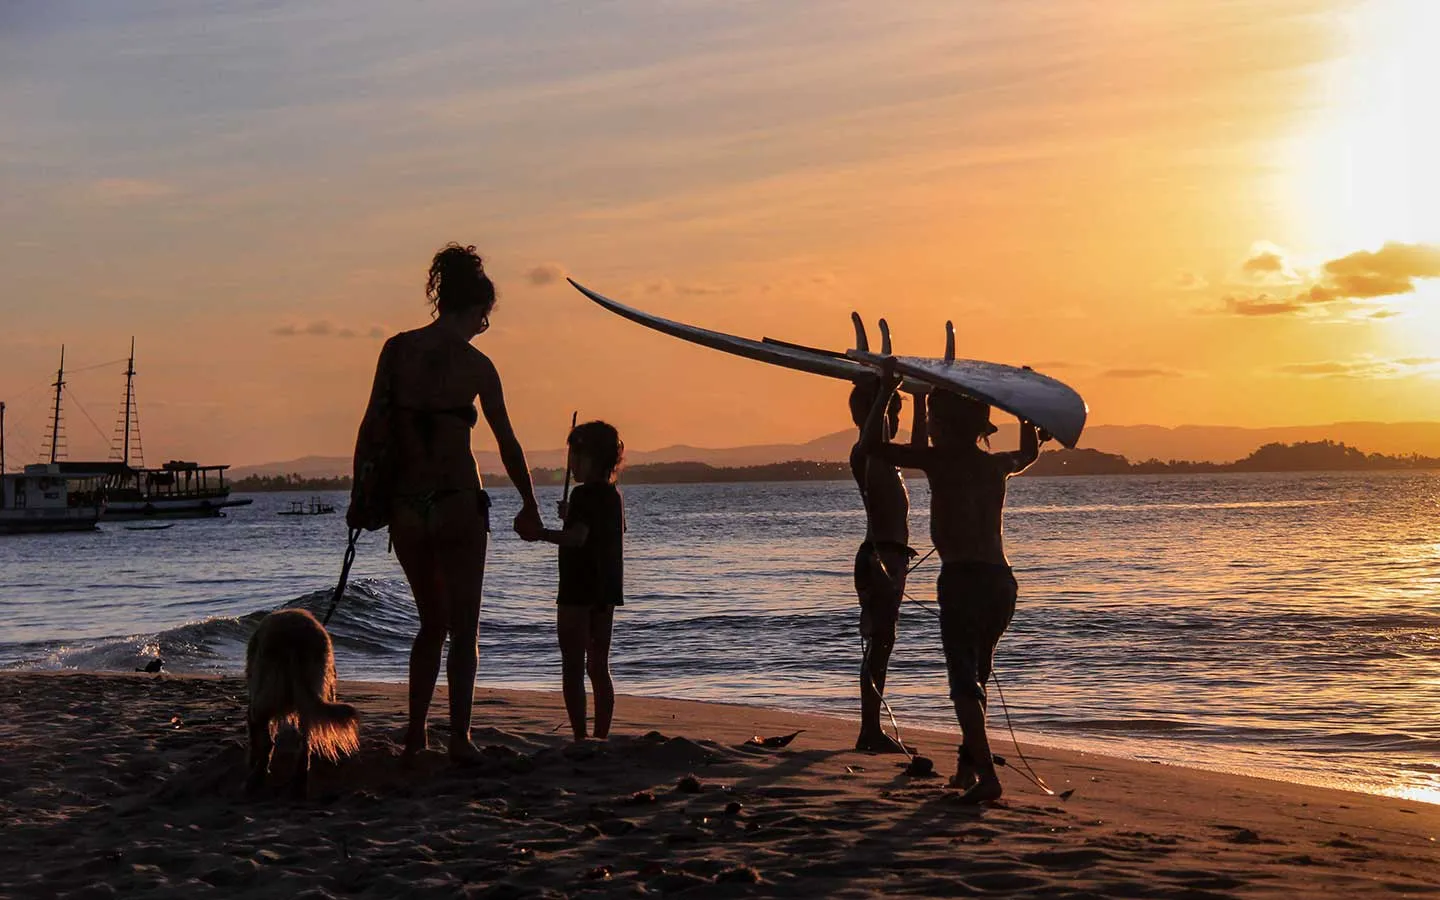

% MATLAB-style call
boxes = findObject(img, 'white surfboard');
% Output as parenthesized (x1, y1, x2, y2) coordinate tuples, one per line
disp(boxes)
(569, 279, 1088, 447)
(569, 278, 871, 380)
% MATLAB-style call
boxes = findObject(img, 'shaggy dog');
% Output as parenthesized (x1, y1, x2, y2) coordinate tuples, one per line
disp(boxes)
(245, 608, 360, 798)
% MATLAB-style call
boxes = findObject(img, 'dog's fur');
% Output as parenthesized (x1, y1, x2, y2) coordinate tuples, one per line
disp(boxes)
(245, 608, 360, 798)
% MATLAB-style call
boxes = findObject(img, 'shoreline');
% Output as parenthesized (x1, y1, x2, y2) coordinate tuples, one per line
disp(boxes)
(9, 662, 1435, 810)
(3, 672, 1437, 898)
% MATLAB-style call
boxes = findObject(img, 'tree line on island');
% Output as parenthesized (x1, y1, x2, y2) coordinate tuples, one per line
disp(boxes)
(232, 440, 1440, 492)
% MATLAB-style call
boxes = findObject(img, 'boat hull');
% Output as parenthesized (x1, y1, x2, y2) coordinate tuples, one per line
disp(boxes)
(0, 511, 101, 534)
(100, 496, 253, 521)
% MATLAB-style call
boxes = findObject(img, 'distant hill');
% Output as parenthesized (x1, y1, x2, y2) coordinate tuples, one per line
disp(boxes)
(238, 441, 1434, 491)
(229, 421, 1440, 479)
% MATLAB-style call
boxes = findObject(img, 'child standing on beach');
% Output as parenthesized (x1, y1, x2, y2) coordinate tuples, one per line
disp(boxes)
(540, 421, 626, 743)
(862, 359, 1041, 804)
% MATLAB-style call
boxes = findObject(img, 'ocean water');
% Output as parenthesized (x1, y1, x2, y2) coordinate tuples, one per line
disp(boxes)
(2, 472, 1438, 805)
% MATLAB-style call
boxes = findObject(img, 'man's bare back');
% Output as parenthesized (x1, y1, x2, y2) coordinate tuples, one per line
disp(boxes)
(922, 449, 1012, 566)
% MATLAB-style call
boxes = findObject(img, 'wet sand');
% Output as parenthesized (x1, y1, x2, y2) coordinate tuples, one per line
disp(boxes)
(2, 672, 1437, 898)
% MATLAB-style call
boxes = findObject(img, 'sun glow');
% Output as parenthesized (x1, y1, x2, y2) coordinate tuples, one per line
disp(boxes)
(1286, 0, 1440, 255)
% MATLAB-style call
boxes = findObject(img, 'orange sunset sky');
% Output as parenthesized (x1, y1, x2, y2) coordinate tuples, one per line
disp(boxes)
(2, 0, 1437, 467)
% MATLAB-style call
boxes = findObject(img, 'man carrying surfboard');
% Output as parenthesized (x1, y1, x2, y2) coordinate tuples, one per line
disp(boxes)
(849, 380, 923, 754)
(862, 358, 1041, 804)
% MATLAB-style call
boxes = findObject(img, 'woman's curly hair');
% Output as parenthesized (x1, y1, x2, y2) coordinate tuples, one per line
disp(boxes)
(426, 243, 496, 317)
(568, 420, 625, 481)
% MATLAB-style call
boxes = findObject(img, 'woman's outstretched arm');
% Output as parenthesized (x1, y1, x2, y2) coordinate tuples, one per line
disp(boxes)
(474, 353, 542, 539)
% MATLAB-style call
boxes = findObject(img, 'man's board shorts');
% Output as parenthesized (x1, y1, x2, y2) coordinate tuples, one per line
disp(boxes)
(937, 561, 1017, 703)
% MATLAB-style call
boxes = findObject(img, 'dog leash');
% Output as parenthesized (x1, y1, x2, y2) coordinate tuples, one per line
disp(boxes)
(323, 527, 362, 626)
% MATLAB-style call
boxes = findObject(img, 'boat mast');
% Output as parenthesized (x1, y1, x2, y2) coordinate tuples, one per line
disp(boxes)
(46, 346, 66, 464)
(1, 400, 6, 477)
(122, 338, 135, 466)
(110, 337, 144, 468)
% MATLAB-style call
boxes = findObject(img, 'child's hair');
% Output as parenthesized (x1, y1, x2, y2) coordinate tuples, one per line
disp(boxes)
(849, 379, 902, 428)
(568, 420, 624, 481)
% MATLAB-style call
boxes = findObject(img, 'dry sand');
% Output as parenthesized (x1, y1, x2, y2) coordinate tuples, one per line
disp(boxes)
(1, 672, 1436, 898)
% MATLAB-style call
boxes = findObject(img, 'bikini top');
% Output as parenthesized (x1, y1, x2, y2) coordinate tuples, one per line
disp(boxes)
(397, 404, 479, 429)
(395, 404, 479, 453)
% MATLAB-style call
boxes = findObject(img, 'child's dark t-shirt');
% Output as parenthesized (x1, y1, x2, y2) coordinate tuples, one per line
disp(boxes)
(558, 482, 625, 607)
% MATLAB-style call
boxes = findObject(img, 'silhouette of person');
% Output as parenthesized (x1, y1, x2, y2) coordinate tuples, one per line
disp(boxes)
(539, 420, 626, 743)
(849, 379, 923, 753)
(349, 242, 543, 765)
(862, 358, 1041, 804)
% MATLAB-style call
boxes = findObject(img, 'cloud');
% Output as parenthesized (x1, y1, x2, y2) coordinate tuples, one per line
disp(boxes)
(1219, 242, 1440, 317)
(273, 320, 385, 339)
(1241, 250, 1286, 276)
(1222, 294, 1308, 316)
(1101, 367, 1184, 379)
(1238, 242, 1300, 283)
(1275, 356, 1440, 379)
(526, 263, 565, 286)
(1321, 243, 1440, 299)
(1173, 271, 1208, 291)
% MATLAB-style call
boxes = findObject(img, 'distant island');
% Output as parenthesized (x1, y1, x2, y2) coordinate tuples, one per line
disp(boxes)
(230, 440, 1440, 492)
(232, 474, 353, 493)
(1027, 439, 1440, 476)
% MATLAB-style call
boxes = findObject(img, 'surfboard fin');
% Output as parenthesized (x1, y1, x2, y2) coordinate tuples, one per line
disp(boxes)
(879, 319, 892, 355)
(851, 312, 869, 352)
(944, 321, 955, 363)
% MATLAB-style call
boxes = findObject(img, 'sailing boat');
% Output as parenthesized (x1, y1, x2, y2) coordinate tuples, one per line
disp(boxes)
(42, 341, 253, 521)
(0, 352, 107, 534)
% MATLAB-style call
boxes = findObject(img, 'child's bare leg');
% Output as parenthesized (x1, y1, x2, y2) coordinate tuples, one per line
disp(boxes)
(557, 606, 590, 741)
(587, 606, 615, 739)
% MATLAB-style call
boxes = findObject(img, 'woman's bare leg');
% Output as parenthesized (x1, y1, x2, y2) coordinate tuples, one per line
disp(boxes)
(586, 606, 615, 739)
(557, 606, 591, 741)
(438, 525, 488, 762)
(392, 527, 449, 758)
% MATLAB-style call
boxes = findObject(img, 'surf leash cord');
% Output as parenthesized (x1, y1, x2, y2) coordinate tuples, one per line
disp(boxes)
(860, 634, 914, 759)
(988, 667, 1063, 797)
(323, 527, 361, 627)
(888, 572, 1063, 799)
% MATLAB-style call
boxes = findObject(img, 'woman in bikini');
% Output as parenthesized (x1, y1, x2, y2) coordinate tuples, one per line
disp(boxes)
(349, 242, 543, 765)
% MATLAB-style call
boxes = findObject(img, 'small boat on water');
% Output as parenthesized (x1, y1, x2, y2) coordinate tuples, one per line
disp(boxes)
(278, 496, 337, 516)
(124, 523, 175, 532)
